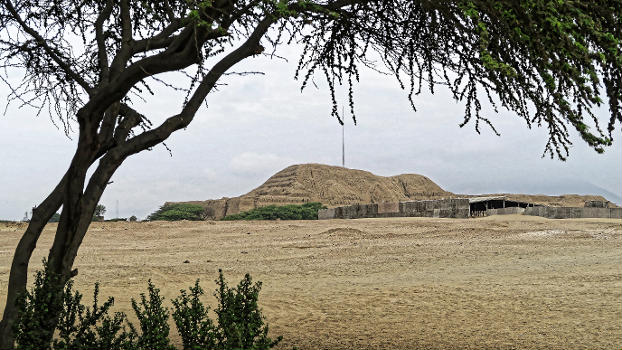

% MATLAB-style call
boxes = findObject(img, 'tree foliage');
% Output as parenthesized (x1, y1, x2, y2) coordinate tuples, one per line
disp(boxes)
(222, 202, 325, 220)
(147, 203, 207, 221)
(0, 1, 619, 160)
(93, 205, 107, 221)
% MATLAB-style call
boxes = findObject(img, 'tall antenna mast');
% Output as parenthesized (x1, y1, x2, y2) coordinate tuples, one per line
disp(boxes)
(341, 106, 345, 168)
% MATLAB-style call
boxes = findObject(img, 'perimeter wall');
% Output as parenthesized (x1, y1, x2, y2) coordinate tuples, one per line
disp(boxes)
(318, 199, 470, 219)
(318, 200, 622, 220)
(524, 206, 622, 219)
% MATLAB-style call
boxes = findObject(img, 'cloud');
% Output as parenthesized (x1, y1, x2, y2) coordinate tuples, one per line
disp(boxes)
(229, 152, 293, 175)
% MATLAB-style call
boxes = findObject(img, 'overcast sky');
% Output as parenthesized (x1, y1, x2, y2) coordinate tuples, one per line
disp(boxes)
(1, 45, 620, 220)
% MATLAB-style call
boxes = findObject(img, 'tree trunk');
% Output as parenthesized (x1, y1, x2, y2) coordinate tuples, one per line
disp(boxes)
(0, 175, 67, 349)
(0, 15, 273, 348)
(0, 135, 103, 349)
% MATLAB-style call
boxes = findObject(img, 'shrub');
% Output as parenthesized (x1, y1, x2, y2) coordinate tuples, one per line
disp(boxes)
(130, 281, 175, 350)
(212, 270, 281, 350)
(147, 204, 206, 221)
(222, 202, 325, 221)
(14, 264, 282, 350)
(171, 281, 216, 350)
(129, 216, 138, 222)
(13, 261, 65, 350)
(53, 283, 133, 350)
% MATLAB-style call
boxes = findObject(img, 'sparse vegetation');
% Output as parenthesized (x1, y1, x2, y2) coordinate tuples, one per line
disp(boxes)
(222, 202, 325, 221)
(14, 262, 281, 350)
(129, 216, 138, 222)
(105, 218, 128, 222)
(147, 204, 206, 221)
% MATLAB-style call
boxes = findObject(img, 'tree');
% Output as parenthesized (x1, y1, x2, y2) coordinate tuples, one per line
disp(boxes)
(146, 203, 207, 221)
(0, 0, 620, 347)
(93, 204, 106, 221)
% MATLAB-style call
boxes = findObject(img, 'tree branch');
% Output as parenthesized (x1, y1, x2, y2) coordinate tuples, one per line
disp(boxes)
(114, 103, 146, 142)
(131, 18, 184, 54)
(108, 0, 134, 79)
(95, 0, 114, 83)
(3, 0, 92, 93)
(117, 16, 274, 157)
(97, 102, 121, 148)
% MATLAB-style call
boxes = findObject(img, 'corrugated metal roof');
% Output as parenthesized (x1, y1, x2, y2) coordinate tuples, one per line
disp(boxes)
(468, 196, 507, 203)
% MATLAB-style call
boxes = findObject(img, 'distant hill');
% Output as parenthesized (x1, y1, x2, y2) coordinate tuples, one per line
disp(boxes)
(167, 163, 617, 219)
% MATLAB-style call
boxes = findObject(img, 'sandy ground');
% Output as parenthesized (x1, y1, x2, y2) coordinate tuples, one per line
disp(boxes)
(1, 215, 621, 349)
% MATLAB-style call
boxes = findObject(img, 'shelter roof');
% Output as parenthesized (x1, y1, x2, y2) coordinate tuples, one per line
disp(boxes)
(468, 196, 507, 203)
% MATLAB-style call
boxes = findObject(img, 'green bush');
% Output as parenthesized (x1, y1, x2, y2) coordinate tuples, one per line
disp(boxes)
(172, 272, 280, 350)
(147, 204, 206, 221)
(53, 282, 132, 350)
(171, 281, 216, 350)
(13, 261, 65, 350)
(13, 263, 282, 350)
(130, 281, 175, 350)
(222, 202, 325, 221)
(212, 271, 281, 350)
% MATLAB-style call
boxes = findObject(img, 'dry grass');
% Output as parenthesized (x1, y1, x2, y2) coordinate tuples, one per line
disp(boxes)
(1, 215, 620, 349)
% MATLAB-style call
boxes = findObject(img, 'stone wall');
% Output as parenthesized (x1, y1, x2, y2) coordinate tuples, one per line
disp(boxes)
(400, 199, 470, 218)
(317, 208, 336, 220)
(317, 200, 622, 220)
(334, 203, 378, 219)
(524, 206, 622, 219)
(584, 200, 610, 208)
(486, 207, 525, 216)
(318, 199, 470, 219)
(377, 202, 400, 216)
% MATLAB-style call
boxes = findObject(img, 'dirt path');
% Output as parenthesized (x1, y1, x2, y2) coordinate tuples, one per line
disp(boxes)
(1, 215, 620, 349)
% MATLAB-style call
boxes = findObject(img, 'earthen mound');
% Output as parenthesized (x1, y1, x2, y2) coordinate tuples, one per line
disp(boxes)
(167, 163, 616, 219)
(174, 164, 451, 219)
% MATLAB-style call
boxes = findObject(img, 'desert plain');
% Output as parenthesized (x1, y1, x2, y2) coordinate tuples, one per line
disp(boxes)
(1, 215, 621, 349)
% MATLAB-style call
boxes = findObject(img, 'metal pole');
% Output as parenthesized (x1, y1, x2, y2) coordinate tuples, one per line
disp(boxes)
(341, 106, 345, 168)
